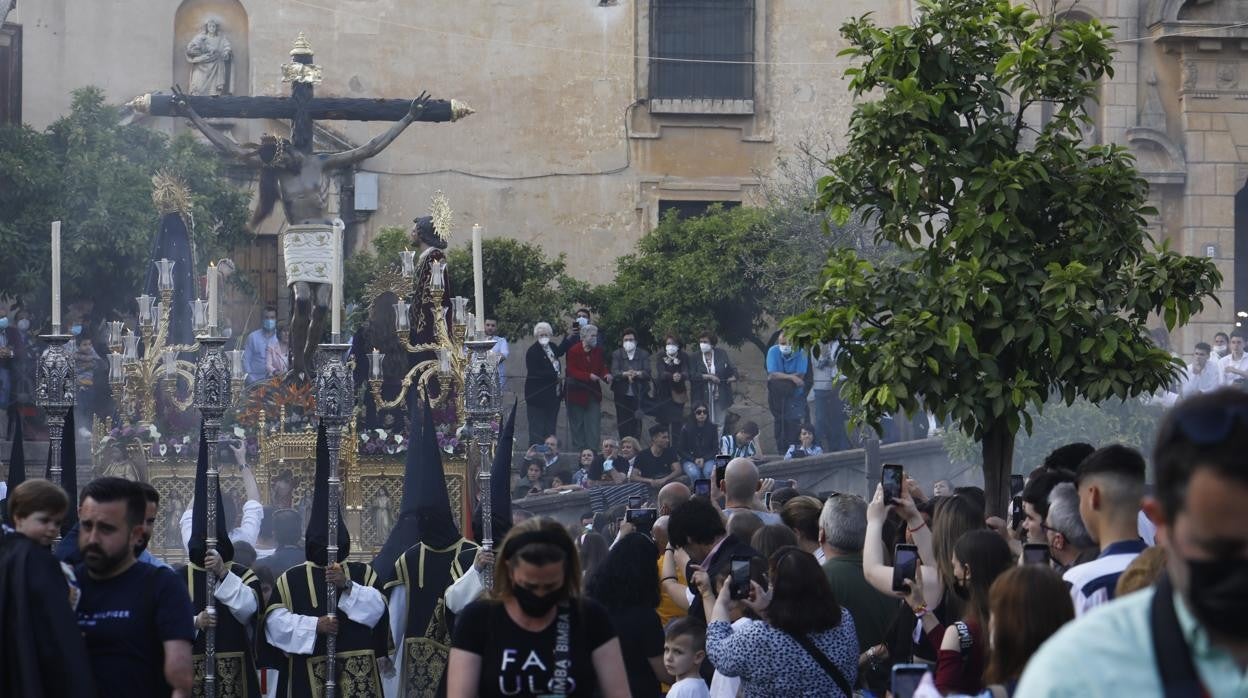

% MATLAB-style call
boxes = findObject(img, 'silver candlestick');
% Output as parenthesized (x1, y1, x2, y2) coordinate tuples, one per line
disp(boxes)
(314, 342, 353, 698)
(463, 336, 502, 588)
(35, 333, 76, 488)
(192, 335, 232, 698)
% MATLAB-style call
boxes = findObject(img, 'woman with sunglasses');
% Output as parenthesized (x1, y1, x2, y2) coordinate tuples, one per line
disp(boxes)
(447, 518, 630, 698)
(679, 402, 720, 482)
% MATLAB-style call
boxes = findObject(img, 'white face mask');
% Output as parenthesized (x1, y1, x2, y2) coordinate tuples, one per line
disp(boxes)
(665, 344, 678, 356)
(538, 336, 551, 346)
(699, 342, 712, 354)
(779, 344, 793, 356)
(623, 340, 636, 353)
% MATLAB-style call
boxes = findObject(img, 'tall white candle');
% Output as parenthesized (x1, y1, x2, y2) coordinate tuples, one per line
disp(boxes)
(471, 224, 485, 337)
(207, 263, 219, 330)
(51, 221, 62, 331)
(331, 222, 343, 340)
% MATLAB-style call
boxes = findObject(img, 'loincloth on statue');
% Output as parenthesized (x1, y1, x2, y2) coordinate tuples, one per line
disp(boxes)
(281, 224, 335, 286)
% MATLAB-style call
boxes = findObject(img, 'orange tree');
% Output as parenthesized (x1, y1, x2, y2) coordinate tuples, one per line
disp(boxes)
(782, 0, 1220, 516)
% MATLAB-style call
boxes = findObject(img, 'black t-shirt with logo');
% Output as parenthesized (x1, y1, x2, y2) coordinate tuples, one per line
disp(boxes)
(633, 447, 679, 480)
(452, 597, 617, 697)
(75, 560, 196, 698)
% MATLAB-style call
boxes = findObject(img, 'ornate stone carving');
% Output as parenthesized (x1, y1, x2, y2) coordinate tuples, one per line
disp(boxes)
(186, 19, 233, 96)
(1183, 61, 1199, 90)
(1217, 62, 1238, 89)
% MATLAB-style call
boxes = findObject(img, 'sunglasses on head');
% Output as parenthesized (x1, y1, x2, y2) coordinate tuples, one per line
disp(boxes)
(1162, 403, 1248, 446)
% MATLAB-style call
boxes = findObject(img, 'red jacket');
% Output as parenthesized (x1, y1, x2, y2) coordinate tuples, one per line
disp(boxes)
(565, 342, 607, 406)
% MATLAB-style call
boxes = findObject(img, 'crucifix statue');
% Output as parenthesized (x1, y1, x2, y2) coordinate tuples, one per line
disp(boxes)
(129, 32, 475, 380)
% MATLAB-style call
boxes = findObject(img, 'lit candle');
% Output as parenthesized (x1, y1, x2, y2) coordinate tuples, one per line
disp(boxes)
(430, 261, 445, 290)
(331, 220, 344, 341)
(190, 299, 208, 335)
(393, 300, 410, 333)
(207, 263, 219, 331)
(108, 352, 125, 385)
(51, 221, 62, 331)
(471, 224, 485, 337)
(162, 349, 177, 378)
(400, 250, 416, 279)
(228, 349, 246, 381)
(369, 348, 384, 380)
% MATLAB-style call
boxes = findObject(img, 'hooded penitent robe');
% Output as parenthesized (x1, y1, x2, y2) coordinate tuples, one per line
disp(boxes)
(176, 426, 263, 697)
(376, 398, 479, 698)
(264, 424, 391, 698)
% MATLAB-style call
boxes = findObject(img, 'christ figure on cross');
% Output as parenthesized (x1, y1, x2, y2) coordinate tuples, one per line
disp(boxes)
(171, 87, 430, 381)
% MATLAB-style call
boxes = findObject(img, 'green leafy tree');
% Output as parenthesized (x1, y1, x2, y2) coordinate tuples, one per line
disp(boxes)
(344, 225, 410, 313)
(592, 205, 774, 353)
(943, 397, 1165, 475)
(445, 238, 590, 340)
(0, 87, 250, 318)
(781, 1, 1220, 516)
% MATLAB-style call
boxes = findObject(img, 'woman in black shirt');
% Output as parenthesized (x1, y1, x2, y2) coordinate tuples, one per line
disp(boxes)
(585, 532, 672, 697)
(448, 518, 630, 698)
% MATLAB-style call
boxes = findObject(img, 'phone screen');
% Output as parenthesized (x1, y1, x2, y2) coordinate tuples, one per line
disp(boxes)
(1023, 543, 1051, 566)
(694, 478, 711, 497)
(1010, 473, 1025, 496)
(763, 491, 773, 510)
(892, 544, 919, 593)
(626, 508, 657, 533)
(714, 455, 731, 484)
(891, 664, 928, 698)
(628, 495, 643, 509)
(730, 557, 751, 600)
(749, 556, 768, 592)
(1011, 496, 1024, 531)
(882, 464, 904, 503)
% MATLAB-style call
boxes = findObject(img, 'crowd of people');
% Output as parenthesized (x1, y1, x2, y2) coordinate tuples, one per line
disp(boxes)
(3, 385, 1244, 697)
(523, 310, 865, 461)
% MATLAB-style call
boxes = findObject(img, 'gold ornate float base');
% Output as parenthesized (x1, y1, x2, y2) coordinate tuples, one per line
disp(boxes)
(137, 418, 470, 566)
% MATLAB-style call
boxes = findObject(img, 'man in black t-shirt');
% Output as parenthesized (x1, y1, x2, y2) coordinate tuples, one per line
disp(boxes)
(75, 477, 195, 698)
(629, 424, 682, 488)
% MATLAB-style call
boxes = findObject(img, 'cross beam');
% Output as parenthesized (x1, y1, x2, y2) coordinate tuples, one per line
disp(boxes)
(129, 93, 474, 126)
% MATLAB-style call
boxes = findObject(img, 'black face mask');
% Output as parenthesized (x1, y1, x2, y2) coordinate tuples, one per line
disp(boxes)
(514, 586, 564, 618)
(1185, 557, 1248, 640)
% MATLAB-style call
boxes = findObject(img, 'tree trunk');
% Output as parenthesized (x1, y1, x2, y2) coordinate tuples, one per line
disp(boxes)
(980, 420, 1016, 519)
(748, 333, 770, 357)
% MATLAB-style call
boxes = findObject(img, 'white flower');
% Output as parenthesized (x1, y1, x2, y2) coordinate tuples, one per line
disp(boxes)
(182, 435, 191, 444)
(394, 435, 404, 444)
(147, 424, 160, 439)
(233, 426, 246, 439)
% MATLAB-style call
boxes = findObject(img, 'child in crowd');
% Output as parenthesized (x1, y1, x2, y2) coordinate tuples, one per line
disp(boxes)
(8, 478, 81, 608)
(664, 617, 711, 698)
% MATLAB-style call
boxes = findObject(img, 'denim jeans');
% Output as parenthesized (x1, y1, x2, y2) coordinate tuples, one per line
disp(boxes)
(683, 460, 714, 480)
(813, 388, 849, 452)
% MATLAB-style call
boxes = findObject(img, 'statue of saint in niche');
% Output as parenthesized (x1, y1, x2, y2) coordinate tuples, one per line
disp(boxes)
(186, 19, 232, 96)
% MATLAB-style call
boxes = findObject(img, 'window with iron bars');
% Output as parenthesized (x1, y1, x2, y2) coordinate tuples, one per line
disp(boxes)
(648, 0, 754, 102)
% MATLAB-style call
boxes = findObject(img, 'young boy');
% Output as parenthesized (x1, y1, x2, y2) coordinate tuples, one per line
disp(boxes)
(9, 478, 68, 547)
(664, 617, 711, 697)
(7, 478, 80, 608)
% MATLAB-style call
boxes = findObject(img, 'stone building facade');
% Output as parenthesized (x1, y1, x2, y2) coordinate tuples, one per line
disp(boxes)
(3, 0, 1247, 351)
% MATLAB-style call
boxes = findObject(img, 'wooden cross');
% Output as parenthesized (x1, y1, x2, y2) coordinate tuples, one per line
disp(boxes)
(128, 32, 473, 150)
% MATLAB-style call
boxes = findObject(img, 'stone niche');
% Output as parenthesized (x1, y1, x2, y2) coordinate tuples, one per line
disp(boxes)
(173, 0, 250, 99)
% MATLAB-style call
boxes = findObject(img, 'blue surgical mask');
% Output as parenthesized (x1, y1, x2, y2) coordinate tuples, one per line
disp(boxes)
(264, 319, 276, 332)
(577, 316, 589, 328)
(0, 317, 8, 330)
(70, 324, 83, 336)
